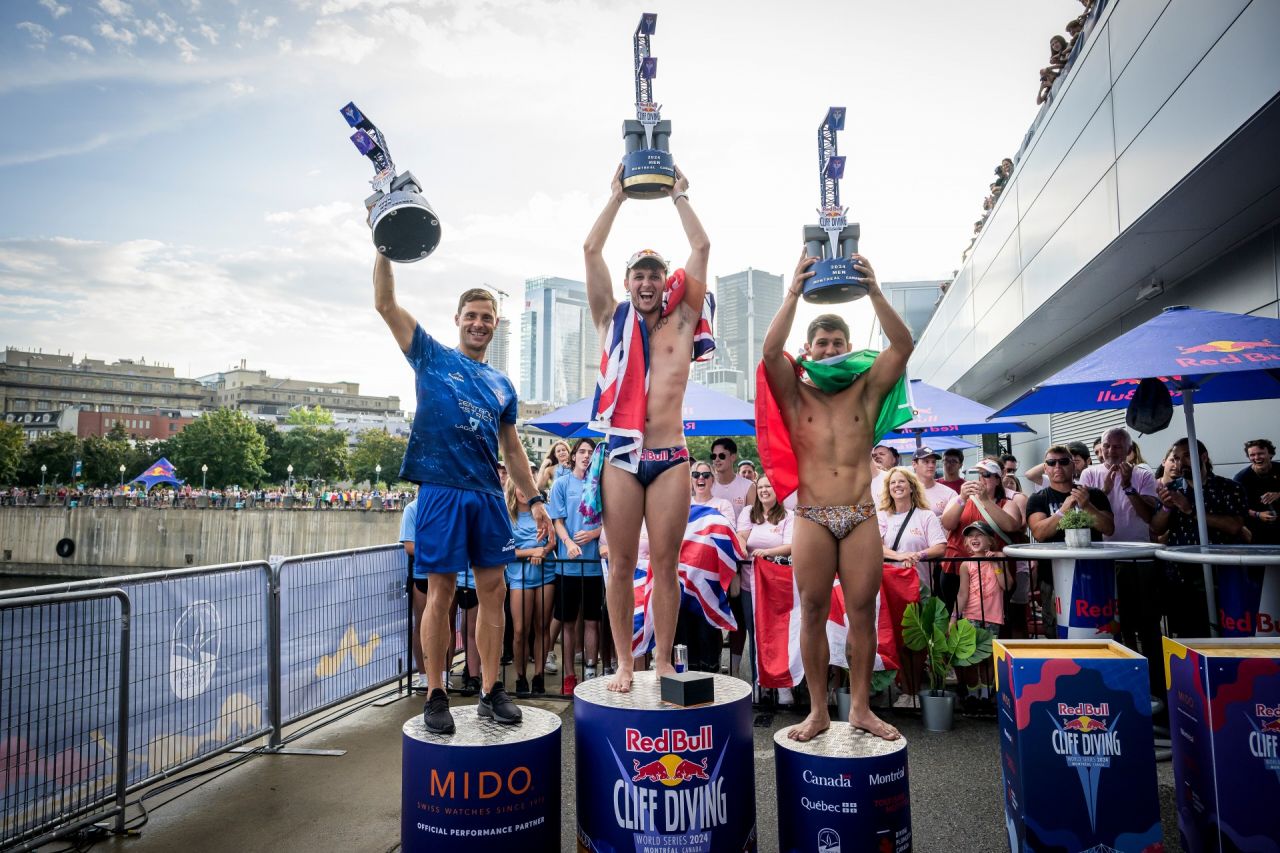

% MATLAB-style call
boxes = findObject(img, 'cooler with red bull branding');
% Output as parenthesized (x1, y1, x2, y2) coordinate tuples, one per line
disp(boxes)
(401, 706, 561, 852)
(995, 640, 1163, 852)
(773, 723, 911, 852)
(1163, 637, 1280, 852)
(574, 671, 756, 852)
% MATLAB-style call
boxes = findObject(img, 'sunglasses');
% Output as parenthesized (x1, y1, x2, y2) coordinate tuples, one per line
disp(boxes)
(711, 452, 730, 460)
(980, 472, 1000, 479)
(691, 472, 713, 480)
(1043, 458, 1072, 467)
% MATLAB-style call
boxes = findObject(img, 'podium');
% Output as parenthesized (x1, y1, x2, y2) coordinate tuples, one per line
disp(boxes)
(401, 706, 561, 852)
(774, 723, 912, 853)
(1164, 637, 1280, 852)
(573, 671, 756, 852)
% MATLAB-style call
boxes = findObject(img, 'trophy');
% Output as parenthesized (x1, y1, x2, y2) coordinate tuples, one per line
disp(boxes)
(802, 107, 867, 303)
(340, 102, 441, 263)
(620, 13, 676, 199)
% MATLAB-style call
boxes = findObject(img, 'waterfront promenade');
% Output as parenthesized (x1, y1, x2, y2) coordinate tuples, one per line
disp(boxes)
(72, 683, 1180, 853)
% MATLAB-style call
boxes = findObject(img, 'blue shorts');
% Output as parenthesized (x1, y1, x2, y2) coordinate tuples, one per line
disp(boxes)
(413, 484, 514, 576)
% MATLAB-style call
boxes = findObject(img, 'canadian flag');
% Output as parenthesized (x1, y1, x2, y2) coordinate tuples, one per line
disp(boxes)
(753, 557, 919, 689)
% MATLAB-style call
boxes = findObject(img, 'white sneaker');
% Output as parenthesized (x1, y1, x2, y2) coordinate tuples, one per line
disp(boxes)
(544, 652, 558, 674)
(585, 665, 597, 679)
(412, 674, 428, 690)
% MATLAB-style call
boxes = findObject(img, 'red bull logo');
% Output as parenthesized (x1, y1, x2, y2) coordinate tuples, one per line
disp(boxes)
(1097, 377, 1186, 404)
(630, 756, 710, 784)
(625, 725, 713, 754)
(1260, 718, 1280, 734)
(1062, 716, 1109, 733)
(1175, 339, 1279, 368)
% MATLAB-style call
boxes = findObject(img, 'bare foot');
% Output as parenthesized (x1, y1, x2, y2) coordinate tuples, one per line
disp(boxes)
(849, 708, 901, 741)
(654, 661, 676, 679)
(787, 710, 831, 742)
(607, 666, 633, 693)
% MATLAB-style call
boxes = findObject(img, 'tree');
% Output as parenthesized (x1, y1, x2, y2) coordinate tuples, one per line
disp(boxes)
(349, 429, 407, 486)
(255, 420, 289, 484)
(285, 405, 334, 426)
(18, 431, 79, 486)
(282, 425, 348, 484)
(0, 422, 24, 484)
(170, 409, 268, 488)
(81, 432, 132, 486)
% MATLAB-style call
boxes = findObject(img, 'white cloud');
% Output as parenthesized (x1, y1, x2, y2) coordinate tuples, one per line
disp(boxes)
(174, 35, 198, 63)
(137, 19, 166, 43)
(238, 12, 279, 40)
(228, 79, 255, 96)
(298, 20, 378, 64)
(198, 23, 219, 45)
(38, 0, 70, 20)
(17, 22, 53, 45)
(60, 34, 95, 53)
(98, 0, 132, 18)
(96, 21, 137, 46)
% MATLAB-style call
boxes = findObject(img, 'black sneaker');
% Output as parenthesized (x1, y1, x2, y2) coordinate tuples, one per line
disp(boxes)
(531, 674, 545, 696)
(515, 674, 531, 698)
(423, 689, 455, 735)
(478, 682, 523, 725)
(461, 675, 481, 697)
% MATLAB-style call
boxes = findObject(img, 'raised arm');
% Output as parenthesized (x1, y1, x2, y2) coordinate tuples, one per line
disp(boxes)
(373, 254, 417, 353)
(760, 252, 814, 413)
(668, 167, 709, 307)
(860, 256, 914, 417)
(583, 166, 625, 329)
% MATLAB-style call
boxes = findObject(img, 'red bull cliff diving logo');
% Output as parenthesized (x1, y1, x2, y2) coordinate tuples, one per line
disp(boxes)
(1175, 339, 1279, 368)
(1050, 702, 1122, 832)
(1096, 377, 1185, 404)
(611, 726, 729, 833)
(1250, 702, 1280, 771)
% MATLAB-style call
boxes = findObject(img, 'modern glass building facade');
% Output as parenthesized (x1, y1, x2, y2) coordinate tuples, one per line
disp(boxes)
(519, 276, 600, 405)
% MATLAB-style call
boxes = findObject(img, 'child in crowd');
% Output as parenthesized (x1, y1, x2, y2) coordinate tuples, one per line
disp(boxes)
(952, 521, 1011, 712)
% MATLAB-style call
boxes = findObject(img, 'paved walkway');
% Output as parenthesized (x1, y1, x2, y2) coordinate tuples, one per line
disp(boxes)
(67, 682, 1181, 853)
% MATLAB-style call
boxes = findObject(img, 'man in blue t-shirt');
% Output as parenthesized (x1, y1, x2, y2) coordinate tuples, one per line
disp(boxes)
(375, 254, 551, 735)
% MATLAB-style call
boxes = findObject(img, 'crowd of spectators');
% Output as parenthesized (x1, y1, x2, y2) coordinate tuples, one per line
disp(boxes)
(1, 483, 415, 511)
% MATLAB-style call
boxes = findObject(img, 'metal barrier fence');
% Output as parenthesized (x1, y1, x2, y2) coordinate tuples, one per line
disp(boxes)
(1, 589, 130, 851)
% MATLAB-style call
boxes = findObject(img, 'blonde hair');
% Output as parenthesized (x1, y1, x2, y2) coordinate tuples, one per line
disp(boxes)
(503, 477, 520, 522)
(879, 467, 929, 513)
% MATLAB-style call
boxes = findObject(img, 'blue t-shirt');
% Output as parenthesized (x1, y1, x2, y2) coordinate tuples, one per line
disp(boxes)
(548, 472, 601, 576)
(505, 511, 554, 589)
(399, 498, 418, 544)
(400, 324, 517, 497)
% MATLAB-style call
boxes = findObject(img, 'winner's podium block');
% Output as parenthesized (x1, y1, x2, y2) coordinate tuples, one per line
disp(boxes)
(401, 706, 560, 852)
(574, 671, 756, 852)
(1163, 637, 1280, 852)
(995, 640, 1162, 853)
(774, 724, 912, 853)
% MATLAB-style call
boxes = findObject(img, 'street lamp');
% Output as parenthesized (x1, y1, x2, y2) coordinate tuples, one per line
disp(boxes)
(40, 464, 46, 488)
(286, 464, 294, 491)
(118, 464, 125, 487)
(375, 463, 381, 485)
(201, 464, 208, 489)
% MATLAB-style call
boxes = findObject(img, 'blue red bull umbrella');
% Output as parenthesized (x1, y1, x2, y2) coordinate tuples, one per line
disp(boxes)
(885, 378, 1035, 445)
(527, 382, 755, 438)
(991, 305, 1280, 633)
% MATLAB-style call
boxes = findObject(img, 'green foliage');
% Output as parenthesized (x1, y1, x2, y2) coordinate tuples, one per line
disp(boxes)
(1057, 508, 1094, 530)
(685, 436, 759, 467)
(349, 429, 407, 486)
(282, 425, 348, 484)
(902, 585, 995, 693)
(255, 421, 289, 484)
(0, 421, 24, 484)
(171, 409, 268, 488)
(80, 432, 132, 486)
(285, 405, 335, 426)
(18, 431, 79, 486)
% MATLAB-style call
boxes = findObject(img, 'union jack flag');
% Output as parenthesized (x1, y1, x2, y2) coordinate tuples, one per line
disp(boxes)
(630, 503, 744, 656)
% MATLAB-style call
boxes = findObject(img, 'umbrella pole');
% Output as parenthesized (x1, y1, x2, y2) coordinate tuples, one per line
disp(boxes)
(914, 431, 923, 451)
(1182, 389, 1218, 637)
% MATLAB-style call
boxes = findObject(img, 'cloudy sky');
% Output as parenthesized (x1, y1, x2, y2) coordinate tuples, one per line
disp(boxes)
(1, 0, 1078, 409)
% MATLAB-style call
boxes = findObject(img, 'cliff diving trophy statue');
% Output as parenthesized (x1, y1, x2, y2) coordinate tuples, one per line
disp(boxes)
(620, 13, 676, 199)
(340, 101, 441, 263)
(802, 107, 867, 302)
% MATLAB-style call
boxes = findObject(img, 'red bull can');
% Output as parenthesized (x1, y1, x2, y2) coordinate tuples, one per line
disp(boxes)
(1164, 637, 1280, 852)
(995, 640, 1162, 852)
(673, 644, 688, 674)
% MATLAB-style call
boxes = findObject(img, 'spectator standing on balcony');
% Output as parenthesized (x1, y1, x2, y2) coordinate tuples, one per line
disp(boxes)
(1235, 439, 1279, 544)
(374, 254, 550, 735)
(710, 438, 754, 519)
(939, 448, 966, 493)
(549, 437, 603, 694)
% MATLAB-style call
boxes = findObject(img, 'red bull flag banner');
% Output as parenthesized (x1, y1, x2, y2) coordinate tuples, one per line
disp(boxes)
(752, 558, 917, 689)
(130, 457, 184, 491)
(995, 306, 1280, 417)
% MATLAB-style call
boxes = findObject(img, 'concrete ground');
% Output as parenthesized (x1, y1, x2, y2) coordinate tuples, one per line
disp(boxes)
(63, 681, 1181, 853)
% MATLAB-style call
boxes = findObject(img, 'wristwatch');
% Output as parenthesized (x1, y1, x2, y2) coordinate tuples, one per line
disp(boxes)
(1123, 487, 1138, 496)
(527, 494, 546, 507)
(672, 192, 690, 205)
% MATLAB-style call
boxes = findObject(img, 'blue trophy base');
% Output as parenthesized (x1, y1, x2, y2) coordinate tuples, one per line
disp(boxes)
(802, 257, 868, 304)
(622, 148, 676, 199)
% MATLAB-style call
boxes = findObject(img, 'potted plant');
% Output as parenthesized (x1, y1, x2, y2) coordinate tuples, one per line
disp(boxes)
(901, 586, 995, 732)
(1057, 507, 1094, 548)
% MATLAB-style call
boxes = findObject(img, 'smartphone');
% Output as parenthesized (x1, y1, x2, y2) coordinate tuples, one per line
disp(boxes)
(1171, 476, 1186, 491)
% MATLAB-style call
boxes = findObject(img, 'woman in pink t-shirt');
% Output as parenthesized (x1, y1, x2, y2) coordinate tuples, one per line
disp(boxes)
(734, 475, 793, 689)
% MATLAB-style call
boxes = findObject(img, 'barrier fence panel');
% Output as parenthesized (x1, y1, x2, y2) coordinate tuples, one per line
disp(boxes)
(277, 545, 409, 730)
(1, 589, 129, 851)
